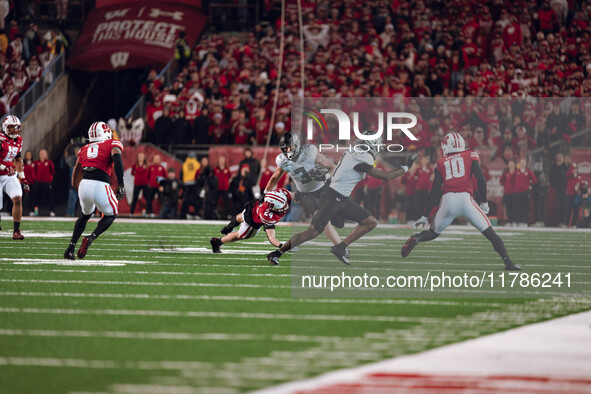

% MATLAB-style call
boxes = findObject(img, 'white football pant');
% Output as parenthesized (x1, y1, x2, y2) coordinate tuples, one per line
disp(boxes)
(0, 174, 22, 210)
(432, 192, 491, 234)
(78, 179, 119, 216)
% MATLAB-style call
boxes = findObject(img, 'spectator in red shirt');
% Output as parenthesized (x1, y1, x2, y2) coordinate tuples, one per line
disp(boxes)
(538, 1, 558, 34)
(402, 166, 418, 223)
(130, 152, 150, 217)
(208, 113, 229, 144)
(33, 149, 55, 216)
(23, 150, 35, 216)
(565, 162, 583, 226)
(511, 126, 537, 159)
(500, 160, 516, 225)
(414, 155, 433, 218)
(214, 155, 232, 218)
(147, 154, 167, 217)
(513, 158, 538, 227)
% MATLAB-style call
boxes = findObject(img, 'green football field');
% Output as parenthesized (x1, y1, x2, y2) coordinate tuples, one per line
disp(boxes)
(0, 219, 590, 394)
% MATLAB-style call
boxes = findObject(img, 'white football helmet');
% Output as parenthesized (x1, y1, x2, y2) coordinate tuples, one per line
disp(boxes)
(356, 130, 383, 158)
(264, 188, 291, 213)
(441, 132, 466, 155)
(2, 115, 21, 139)
(88, 121, 111, 142)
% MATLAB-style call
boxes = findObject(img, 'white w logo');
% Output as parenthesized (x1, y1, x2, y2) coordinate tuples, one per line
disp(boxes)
(105, 9, 129, 20)
(110, 52, 130, 69)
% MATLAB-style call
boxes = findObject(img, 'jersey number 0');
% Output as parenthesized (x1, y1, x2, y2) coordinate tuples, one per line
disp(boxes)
(87, 143, 99, 159)
(444, 157, 465, 180)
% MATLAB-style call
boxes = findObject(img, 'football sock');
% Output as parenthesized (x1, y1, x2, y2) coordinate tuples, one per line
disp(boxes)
(415, 229, 439, 242)
(482, 227, 510, 260)
(13, 221, 20, 232)
(89, 215, 116, 242)
(71, 214, 92, 245)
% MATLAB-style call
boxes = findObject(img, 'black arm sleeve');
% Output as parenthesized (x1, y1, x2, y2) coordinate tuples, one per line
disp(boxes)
(423, 170, 443, 217)
(112, 153, 124, 186)
(471, 161, 487, 203)
(353, 162, 374, 173)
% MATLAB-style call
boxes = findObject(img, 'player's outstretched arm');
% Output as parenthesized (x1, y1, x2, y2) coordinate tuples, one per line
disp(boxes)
(264, 167, 286, 193)
(471, 161, 488, 204)
(423, 171, 444, 217)
(365, 153, 419, 181)
(264, 227, 282, 248)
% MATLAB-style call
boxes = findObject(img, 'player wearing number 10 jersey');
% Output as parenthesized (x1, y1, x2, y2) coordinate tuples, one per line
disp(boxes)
(401, 132, 520, 271)
(64, 121, 125, 260)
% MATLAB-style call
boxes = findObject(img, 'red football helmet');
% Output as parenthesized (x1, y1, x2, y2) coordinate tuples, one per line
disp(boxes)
(2, 115, 21, 139)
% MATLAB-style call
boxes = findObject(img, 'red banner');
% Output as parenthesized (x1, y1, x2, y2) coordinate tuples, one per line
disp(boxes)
(68, 1, 207, 71)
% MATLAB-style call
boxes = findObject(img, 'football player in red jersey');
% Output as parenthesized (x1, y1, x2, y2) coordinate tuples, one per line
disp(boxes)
(210, 189, 290, 254)
(401, 132, 520, 271)
(0, 115, 31, 240)
(64, 122, 125, 260)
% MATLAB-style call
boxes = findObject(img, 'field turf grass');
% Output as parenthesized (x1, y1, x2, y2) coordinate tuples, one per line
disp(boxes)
(0, 218, 590, 393)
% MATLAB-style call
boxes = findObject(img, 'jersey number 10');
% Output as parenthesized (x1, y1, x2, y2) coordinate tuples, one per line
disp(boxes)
(444, 157, 465, 180)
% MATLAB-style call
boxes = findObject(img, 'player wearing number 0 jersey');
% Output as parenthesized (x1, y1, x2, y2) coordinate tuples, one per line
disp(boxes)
(210, 189, 291, 253)
(401, 132, 521, 271)
(264, 131, 341, 245)
(0, 115, 30, 240)
(64, 122, 126, 260)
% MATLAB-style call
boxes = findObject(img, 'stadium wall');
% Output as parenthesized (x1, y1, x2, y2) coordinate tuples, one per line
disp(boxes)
(20, 74, 69, 156)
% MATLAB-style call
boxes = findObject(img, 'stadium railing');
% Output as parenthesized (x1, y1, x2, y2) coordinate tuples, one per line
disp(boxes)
(8, 51, 66, 120)
(125, 58, 177, 121)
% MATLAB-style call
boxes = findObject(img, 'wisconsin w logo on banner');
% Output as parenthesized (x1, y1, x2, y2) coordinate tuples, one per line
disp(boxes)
(110, 52, 130, 68)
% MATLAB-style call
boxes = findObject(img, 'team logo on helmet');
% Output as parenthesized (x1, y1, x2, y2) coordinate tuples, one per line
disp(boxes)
(88, 121, 111, 143)
(264, 189, 291, 213)
(2, 115, 21, 139)
(441, 132, 466, 155)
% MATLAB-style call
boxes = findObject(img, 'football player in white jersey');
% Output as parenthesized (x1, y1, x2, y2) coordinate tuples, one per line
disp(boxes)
(267, 131, 418, 265)
(262, 131, 341, 245)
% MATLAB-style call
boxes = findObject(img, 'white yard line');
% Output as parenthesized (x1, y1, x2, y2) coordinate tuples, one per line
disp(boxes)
(0, 291, 505, 307)
(3, 216, 591, 232)
(0, 329, 348, 344)
(0, 278, 290, 289)
(0, 307, 440, 323)
(255, 309, 591, 393)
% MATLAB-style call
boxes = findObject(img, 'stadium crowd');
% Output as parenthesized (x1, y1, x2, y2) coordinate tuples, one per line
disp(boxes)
(117, 0, 590, 227)
(0, 15, 68, 116)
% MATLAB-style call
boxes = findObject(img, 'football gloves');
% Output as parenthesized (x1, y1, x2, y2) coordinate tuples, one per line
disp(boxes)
(405, 153, 419, 171)
(20, 178, 30, 193)
(480, 202, 490, 214)
(308, 167, 329, 181)
(116, 185, 125, 200)
(0, 164, 15, 176)
(414, 215, 429, 229)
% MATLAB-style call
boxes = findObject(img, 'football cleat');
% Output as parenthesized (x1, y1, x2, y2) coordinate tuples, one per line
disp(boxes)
(504, 260, 521, 271)
(12, 230, 24, 240)
(220, 225, 234, 235)
(210, 237, 222, 253)
(401, 235, 418, 258)
(77, 237, 91, 259)
(330, 243, 351, 265)
(64, 246, 75, 260)
(267, 249, 282, 265)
